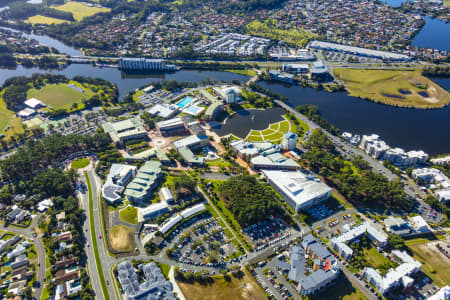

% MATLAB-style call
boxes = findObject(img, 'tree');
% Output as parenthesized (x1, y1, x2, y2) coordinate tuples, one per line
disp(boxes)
(388, 234, 405, 250)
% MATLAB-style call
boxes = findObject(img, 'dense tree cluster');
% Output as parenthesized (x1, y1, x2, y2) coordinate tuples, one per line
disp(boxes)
(218, 0, 286, 13)
(303, 147, 411, 209)
(296, 104, 341, 136)
(422, 66, 450, 77)
(218, 176, 280, 226)
(0, 132, 110, 181)
(304, 129, 335, 152)
(249, 82, 288, 102)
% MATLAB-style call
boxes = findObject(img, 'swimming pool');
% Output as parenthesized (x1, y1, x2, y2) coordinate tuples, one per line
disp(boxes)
(176, 96, 195, 108)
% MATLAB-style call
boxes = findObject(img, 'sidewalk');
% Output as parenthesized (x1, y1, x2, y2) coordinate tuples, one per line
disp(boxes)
(168, 266, 186, 300)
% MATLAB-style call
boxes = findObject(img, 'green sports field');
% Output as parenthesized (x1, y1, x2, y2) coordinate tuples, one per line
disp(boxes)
(246, 119, 291, 143)
(26, 15, 70, 25)
(52, 1, 110, 22)
(27, 81, 94, 110)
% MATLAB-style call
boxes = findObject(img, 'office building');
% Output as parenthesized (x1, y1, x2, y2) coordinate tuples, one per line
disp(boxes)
(155, 117, 186, 135)
(263, 169, 331, 212)
(282, 63, 310, 73)
(268, 70, 295, 84)
(428, 286, 450, 300)
(282, 132, 298, 150)
(102, 117, 147, 145)
(140, 202, 170, 220)
(213, 85, 242, 104)
(102, 164, 137, 203)
(148, 103, 179, 119)
(384, 216, 411, 236)
(119, 57, 176, 71)
(159, 187, 174, 204)
(124, 161, 162, 203)
(409, 216, 430, 233)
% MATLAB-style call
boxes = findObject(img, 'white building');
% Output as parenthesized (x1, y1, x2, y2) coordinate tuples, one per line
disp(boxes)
(17, 108, 36, 120)
(282, 132, 298, 151)
(360, 134, 428, 166)
(140, 202, 170, 220)
(430, 156, 450, 166)
(436, 189, 450, 203)
(263, 169, 331, 212)
(102, 164, 137, 203)
(24, 98, 45, 109)
(159, 187, 174, 204)
(148, 103, 179, 119)
(213, 85, 242, 104)
(428, 286, 450, 300)
(409, 216, 430, 233)
(330, 222, 388, 260)
(363, 250, 421, 295)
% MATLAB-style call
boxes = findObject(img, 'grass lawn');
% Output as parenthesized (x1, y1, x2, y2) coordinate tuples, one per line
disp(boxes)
(27, 81, 94, 110)
(26, 15, 69, 24)
(0, 92, 23, 141)
(246, 19, 313, 47)
(334, 68, 450, 108)
(409, 242, 450, 287)
(245, 117, 291, 143)
(71, 158, 90, 169)
(363, 247, 390, 268)
(224, 69, 257, 77)
(177, 269, 266, 300)
(312, 274, 367, 300)
(133, 90, 144, 101)
(52, 1, 110, 21)
(119, 206, 138, 225)
(445, 0, 450, 6)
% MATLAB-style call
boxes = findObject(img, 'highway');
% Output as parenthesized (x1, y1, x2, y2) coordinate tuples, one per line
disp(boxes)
(0, 216, 46, 299)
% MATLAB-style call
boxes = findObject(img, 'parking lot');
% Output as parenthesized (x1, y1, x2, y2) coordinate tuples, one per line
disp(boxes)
(165, 217, 241, 268)
(313, 212, 358, 241)
(243, 217, 295, 251)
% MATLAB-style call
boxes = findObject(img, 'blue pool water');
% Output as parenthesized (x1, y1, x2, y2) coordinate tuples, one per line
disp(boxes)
(177, 96, 195, 108)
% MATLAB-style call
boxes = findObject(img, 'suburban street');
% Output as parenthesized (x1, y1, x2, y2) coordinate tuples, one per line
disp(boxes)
(0, 216, 46, 299)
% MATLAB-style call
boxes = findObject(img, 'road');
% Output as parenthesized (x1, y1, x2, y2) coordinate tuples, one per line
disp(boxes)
(0, 216, 45, 299)
(274, 100, 441, 223)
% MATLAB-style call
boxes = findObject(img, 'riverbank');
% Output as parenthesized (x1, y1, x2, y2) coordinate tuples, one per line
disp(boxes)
(334, 68, 450, 109)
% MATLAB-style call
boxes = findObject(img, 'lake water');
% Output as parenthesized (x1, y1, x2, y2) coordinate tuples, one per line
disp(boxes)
(258, 80, 450, 156)
(213, 108, 285, 138)
(412, 16, 450, 51)
(0, 64, 449, 155)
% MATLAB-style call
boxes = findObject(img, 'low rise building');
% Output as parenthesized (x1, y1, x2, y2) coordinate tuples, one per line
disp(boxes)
(330, 222, 388, 260)
(24, 98, 45, 109)
(213, 85, 242, 104)
(117, 261, 175, 300)
(102, 164, 137, 203)
(268, 70, 295, 84)
(362, 250, 421, 295)
(102, 117, 147, 145)
(159, 187, 174, 204)
(276, 235, 339, 297)
(17, 108, 36, 120)
(148, 103, 179, 119)
(430, 156, 450, 166)
(263, 169, 331, 212)
(282, 63, 309, 73)
(409, 215, 430, 233)
(428, 286, 450, 300)
(384, 216, 411, 236)
(140, 202, 170, 220)
(156, 117, 186, 135)
(124, 161, 163, 203)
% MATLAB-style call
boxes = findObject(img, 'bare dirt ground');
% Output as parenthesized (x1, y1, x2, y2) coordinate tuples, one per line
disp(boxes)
(108, 225, 132, 252)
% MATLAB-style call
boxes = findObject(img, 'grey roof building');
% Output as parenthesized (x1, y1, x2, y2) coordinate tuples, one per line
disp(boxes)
(117, 261, 175, 300)
(276, 235, 339, 297)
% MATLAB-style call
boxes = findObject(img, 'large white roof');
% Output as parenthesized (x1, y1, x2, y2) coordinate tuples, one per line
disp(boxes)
(24, 98, 45, 108)
(263, 169, 331, 207)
